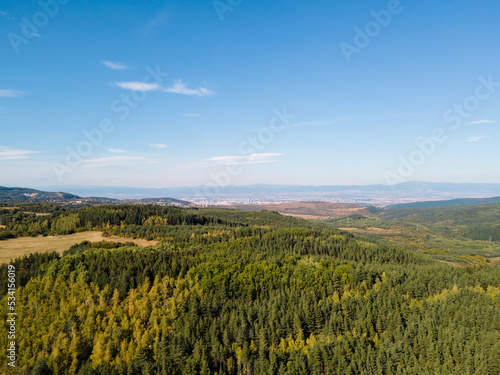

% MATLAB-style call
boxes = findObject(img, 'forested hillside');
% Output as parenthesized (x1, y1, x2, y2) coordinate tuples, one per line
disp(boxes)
(0, 187, 79, 203)
(383, 202, 500, 242)
(0, 205, 499, 374)
(386, 196, 500, 209)
(323, 202, 500, 266)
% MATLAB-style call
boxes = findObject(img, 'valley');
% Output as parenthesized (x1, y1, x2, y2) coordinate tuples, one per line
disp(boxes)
(0, 191, 499, 374)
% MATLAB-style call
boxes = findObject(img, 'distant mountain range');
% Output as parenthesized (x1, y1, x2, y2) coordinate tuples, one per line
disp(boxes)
(5, 182, 500, 207)
(38, 181, 500, 197)
(0, 186, 80, 203)
(34, 181, 500, 205)
(0, 186, 191, 207)
(386, 196, 500, 209)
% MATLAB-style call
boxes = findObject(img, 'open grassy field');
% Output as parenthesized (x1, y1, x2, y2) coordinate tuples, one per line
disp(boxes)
(0, 231, 158, 264)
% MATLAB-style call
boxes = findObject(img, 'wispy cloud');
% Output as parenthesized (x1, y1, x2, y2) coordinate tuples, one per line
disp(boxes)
(207, 155, 247, 162)
(143, 11, 169, 36)
(181, 113, 201, 117)
(106, 148, 126, 153)
(102, 60, 130, 70)
(0, 147, 39, 160)
(286, 121, 334, 128)
(113, 80, 215, 96)
(207, 153, 284, 166)
(417, 136, 441, 141)
(163, 81, 215, 97)
(462, 136, 489, 143)
(0, 89, 25, 98)
(82, 156, 157, 168)
(467, 120, 495, 125)
(113, 82, 161, 91)
(20, 23, 40, 37)
(281, 115, 364, 130)
(150, 143, 167, 149)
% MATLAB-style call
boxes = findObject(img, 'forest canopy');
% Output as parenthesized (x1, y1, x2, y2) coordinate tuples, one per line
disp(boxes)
(0, 204, 499, 374)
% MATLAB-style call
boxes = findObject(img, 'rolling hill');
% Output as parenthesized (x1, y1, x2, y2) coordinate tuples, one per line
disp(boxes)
(0, 186, 190, 207)
(0, 186, 80, 203)
(386, 196, 500, 209)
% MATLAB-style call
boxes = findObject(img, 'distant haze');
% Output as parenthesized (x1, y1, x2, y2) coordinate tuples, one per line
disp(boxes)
(35, 181, 500, 206)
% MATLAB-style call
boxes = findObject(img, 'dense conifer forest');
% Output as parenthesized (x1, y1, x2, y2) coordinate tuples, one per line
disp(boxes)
(1, 204, 499, 374)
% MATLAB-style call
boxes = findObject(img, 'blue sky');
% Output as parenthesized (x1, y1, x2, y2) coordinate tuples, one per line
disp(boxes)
(1, 0, 499, 188)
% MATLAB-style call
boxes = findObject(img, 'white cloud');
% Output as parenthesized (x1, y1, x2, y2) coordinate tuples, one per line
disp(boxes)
(113, 82, 161, 92)
(150, 143, 167, 149)
(106, 148, 126, 153)
(181, 113, 201, 117)
(462, 136, 489, 143)
(83, 156, 155, 168)
(279, 115, 363, 130)
(207, 153, 283, 165)
(208, 155, 247, 162)
(0, 11, 10, 19)
(20, 23, 40, 37)
(163, 81, 215, 97)
(18, 18, 41, 38)
(467, 120, 495, 125)
(113, 80, 215, 97)
(287, 121, 333, 128)
(0, 89, 25, 98)
(0, 147, 39, 160)
(143, 11, 169, 36)
(417, 136, 441, 141)
(247, 153, 283, 160)
(102, 60, 130, 70)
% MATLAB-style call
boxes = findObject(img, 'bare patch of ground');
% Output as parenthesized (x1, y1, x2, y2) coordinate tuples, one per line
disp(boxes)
(1, 207, 51, 216)
(338, 227, 400, 234)
(281, 213, 331, 220)
(438, 260, 466, 267)
(0, 231, 158, 264)
(366, 227, 399, 234)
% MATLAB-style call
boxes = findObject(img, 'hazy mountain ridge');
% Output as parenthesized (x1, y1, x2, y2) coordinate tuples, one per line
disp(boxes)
(0, 186, 190, 207)
(35, 182, 500, 206)
(6, 183, 500, 207)
(387, 196, 500, 209)
(41, 181, 500, 195)
(0, 186, 79, 202)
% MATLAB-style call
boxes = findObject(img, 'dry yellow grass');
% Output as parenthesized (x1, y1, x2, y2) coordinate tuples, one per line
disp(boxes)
(438, 260, 466, 267)
(30, 212, 51, 216)
(281, 213, 331, 220)
(366, 227, 399, 234)
(338, 227, 400, 234)
(1, 207, 50, 216)
(0, 231, 158, 264)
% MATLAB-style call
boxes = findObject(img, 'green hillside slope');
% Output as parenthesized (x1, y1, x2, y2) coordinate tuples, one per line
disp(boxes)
(387, 196, 500, 209)
(0, 204, 499, 374)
